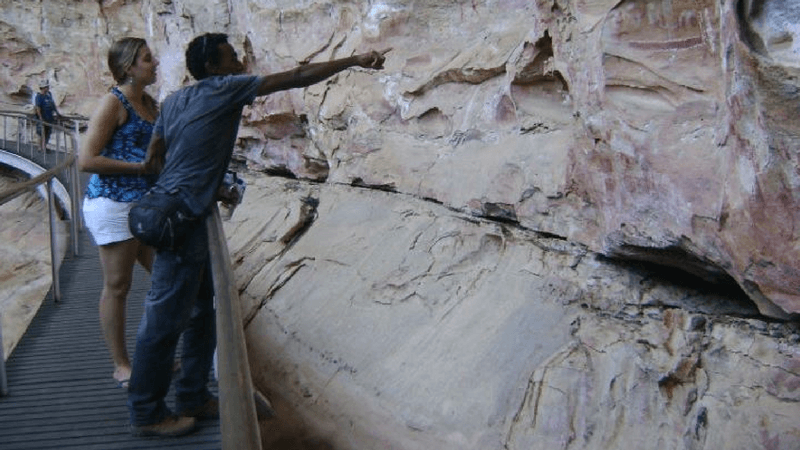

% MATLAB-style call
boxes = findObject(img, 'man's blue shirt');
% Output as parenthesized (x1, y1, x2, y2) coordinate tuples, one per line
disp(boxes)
(35, 91, 57, 122)
(153, 74, 261, 216)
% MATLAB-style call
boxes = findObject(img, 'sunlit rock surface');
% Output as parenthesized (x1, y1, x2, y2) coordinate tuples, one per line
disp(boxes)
(3, 0, 800, 448)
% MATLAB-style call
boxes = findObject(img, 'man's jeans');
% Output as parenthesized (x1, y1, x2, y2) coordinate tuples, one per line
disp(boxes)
(127, 219, 216, 426)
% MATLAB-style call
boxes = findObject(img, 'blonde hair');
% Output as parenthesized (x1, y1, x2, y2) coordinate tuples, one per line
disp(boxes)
(107, 37, 147, 84)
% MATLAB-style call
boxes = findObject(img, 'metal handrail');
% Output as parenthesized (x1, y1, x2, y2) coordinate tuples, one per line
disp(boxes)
(207, 205, 262, 450)
(0, 112, 83, 258)
(0, 111, 83, 397)
(1, 111, 85, 229)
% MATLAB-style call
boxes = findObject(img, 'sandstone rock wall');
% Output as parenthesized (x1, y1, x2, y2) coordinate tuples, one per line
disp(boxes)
(229, 176, 797, 450)
(3, 0, 800, 448)
(5, 0, 796, 318)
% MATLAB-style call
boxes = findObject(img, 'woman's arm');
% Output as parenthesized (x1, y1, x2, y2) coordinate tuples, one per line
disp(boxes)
(142, 133, 165, 175)
(78, 93, 143, 175)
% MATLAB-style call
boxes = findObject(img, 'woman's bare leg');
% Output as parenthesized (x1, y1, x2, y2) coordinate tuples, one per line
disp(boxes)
(98, 239, 140, 385)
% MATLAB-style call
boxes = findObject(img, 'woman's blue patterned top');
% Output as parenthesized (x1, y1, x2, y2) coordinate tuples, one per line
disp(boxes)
(84, 87, 156, 202)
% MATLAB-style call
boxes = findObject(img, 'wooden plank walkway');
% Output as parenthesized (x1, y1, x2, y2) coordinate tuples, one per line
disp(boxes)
(0, 144, 222, 448)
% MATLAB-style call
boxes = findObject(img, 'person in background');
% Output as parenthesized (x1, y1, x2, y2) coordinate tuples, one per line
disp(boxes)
(78, 37, 159, 390)
(126, 32, 389, 437)
(34, 79, 61, 151)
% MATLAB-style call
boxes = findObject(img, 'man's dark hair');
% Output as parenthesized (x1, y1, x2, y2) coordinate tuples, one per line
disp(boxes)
(185, 33, 229, 80)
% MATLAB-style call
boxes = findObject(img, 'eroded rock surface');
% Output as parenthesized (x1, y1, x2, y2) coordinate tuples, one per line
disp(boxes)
(229, 176, 797, 450)
(3, 0, 800, 448)
(5, 0, 797, 318)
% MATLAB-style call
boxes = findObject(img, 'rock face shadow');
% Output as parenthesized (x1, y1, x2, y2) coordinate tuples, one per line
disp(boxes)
(258, 391, 336, 450)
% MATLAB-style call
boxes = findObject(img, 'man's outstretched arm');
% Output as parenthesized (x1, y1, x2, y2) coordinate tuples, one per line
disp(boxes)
(256, 49, 390, 97)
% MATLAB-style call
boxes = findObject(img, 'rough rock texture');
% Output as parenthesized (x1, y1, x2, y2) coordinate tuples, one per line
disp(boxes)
(4, 0, 798, 319)
(3, 0, 800, 448)
(228, 176, 797, 450)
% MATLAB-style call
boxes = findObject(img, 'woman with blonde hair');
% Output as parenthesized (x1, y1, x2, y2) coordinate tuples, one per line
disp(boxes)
(79, 37, 159, 389)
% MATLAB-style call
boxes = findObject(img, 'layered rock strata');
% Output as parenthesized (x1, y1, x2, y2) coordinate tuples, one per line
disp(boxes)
(2, 0, 799, 448)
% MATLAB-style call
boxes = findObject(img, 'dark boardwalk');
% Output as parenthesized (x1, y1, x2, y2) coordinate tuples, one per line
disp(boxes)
(0, 147, 221, 449)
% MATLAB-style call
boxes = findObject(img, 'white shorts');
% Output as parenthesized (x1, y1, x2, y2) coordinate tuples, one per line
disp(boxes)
(82, 197, 135, 246)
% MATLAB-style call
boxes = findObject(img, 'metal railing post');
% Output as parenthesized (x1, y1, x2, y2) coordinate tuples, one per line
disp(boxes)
(29, 118, 35, 161)
(73, 120, 82, 209)
(28, 118, 33, 158)
(52, 126, 58, 164)
(0, 314, 7, 397)
(16, 117, 21, 153)
(46, 179, 61, 302)
(69, 133, 80, 254)
(55, 127, 61, 160)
